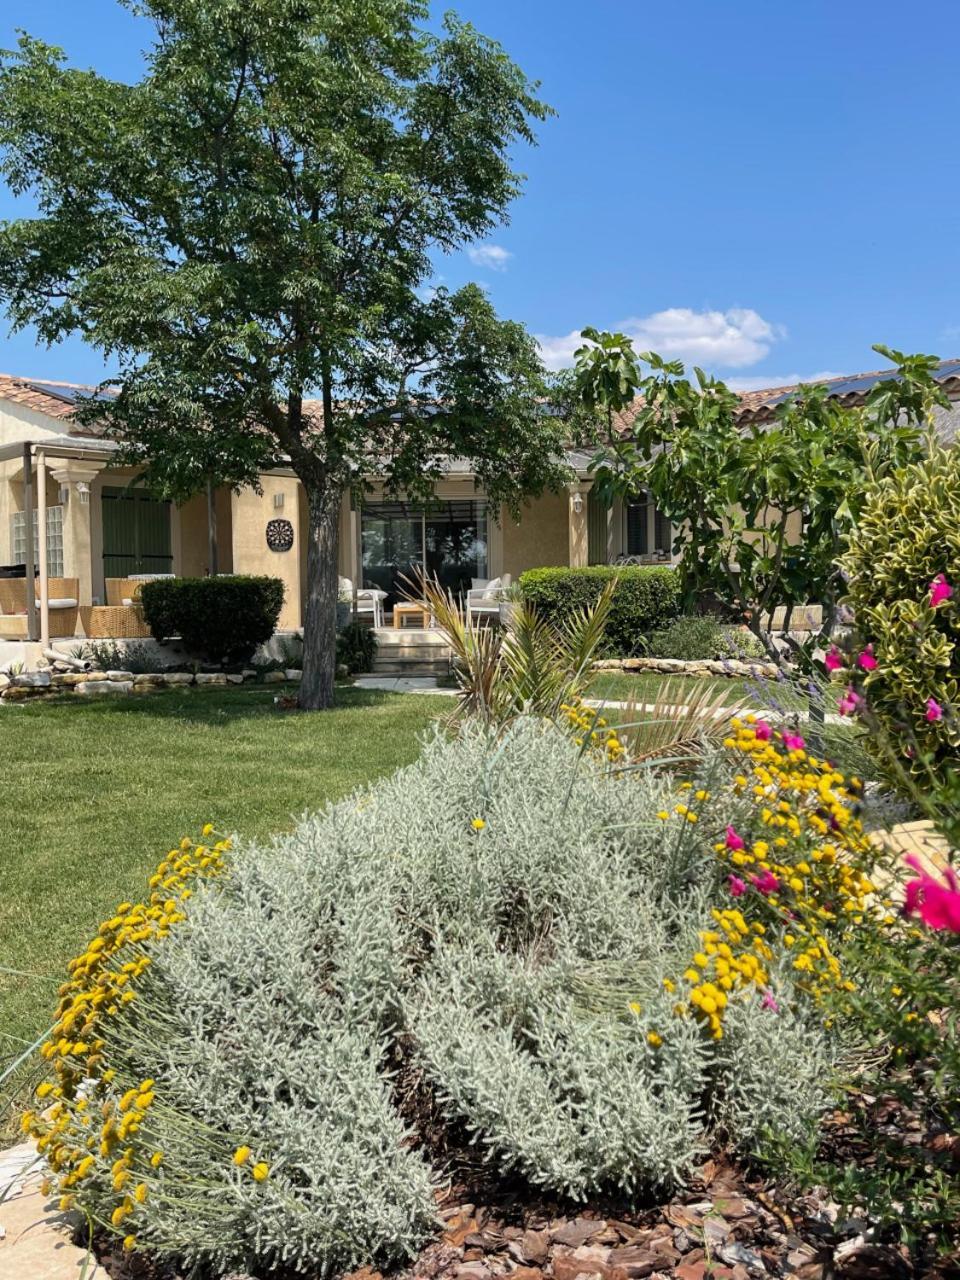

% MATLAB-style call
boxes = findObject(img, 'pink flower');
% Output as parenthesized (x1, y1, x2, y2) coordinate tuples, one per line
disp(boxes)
(857, 645, 878, 671)
(728, 874, 747, 898)
(782, 732, 805, 751)
(903, 856, 960, 933)
(749, 870, 780, 896)
(925, 697, 943, 723)
(838, 686, 861, 717)
(824, 646, 844, 672)
(761, 989, 780, 1013)
(725, 825, 745, 851)
(929, 573, 953, 608)
(754, 720, 772, 741)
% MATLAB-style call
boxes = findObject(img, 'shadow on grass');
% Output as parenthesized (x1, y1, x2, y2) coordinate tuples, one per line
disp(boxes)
(12, 682, 413, 728)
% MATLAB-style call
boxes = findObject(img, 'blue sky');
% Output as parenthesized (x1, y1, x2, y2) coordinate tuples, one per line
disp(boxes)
(1, 0, 958, 389)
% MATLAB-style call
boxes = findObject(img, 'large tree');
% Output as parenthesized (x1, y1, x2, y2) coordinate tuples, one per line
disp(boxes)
(0, 0, 568, 707)
(578, 333, 941, 668)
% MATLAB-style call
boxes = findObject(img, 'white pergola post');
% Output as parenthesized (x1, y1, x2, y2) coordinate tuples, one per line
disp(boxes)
(36, 450, 50, 650)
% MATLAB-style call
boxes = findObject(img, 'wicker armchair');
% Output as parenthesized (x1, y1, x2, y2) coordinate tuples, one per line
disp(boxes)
(0, 577, 80, 638)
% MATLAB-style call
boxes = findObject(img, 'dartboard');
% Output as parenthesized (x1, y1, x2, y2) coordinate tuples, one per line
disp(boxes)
(266, 517, 294, 552)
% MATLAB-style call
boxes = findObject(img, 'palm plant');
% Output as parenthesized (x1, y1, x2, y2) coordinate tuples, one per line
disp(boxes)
(610, 677, 748, 771)
(409, 572, 615, 727)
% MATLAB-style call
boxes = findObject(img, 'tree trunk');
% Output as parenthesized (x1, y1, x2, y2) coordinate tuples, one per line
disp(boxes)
(300, 477, 343, 710)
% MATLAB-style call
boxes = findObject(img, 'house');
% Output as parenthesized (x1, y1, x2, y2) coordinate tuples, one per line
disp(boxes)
(2, 361, 958, 645)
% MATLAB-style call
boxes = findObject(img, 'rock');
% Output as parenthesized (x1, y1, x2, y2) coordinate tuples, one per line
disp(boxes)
(443, 1212, 480, 1248)
(133, 674, 165, 686)
(263, 670, 286, 683)
(454, 1264, 491, 1280)
(605, 1247, 662, 1278)
(284, 668, 303, 682)
(674, 1262, 735, 1280)
(0, 674, 8, 691)
(77, 680, 132, 696)
(226, 673, 244, 684)
(196, 672, 228, 686)
(719, 1242, 764, 1271)
(2, 685, 44, 702)
(510, 1269, 545, 1280)
(106, 669, 135, 681)
(552, 1219, 606, 1248)
(553, 1251, 627, 1280)
(12, 670, 51, 688)
(518, 1230, 550, 1265)
(242, 668, 258, 680)
(54, 672, 91, 686)
(711, 1197, 750, 1220)
(160, 672, 194, 685)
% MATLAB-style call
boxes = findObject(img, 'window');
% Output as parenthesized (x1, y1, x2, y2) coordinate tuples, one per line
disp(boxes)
(11, 506, 64, 577)
(624, 493, 673, 559)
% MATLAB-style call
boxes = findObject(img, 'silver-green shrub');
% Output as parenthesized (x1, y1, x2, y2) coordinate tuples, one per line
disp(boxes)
(56, 718, 834, 1275)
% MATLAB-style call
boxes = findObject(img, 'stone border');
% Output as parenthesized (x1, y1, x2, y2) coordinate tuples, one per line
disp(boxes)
(592, 656, 779, 679)
(0, 667, 304, 703)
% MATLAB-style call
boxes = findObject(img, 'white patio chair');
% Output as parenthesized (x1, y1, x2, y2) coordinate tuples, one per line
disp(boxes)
(338, 576, 387, 627)
(465, 575, 510, 624)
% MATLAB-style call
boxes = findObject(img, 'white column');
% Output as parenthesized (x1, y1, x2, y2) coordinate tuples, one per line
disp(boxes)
(568, 481, 591, 568)
(37, 451, 49, 648)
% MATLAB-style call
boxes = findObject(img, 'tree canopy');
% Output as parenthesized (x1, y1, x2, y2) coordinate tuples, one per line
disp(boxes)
(0, 0, 567, 706)
(579, 335, 944, 662)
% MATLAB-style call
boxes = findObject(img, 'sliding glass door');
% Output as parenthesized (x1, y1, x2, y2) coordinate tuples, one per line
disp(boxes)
(360, 499, 487, 608)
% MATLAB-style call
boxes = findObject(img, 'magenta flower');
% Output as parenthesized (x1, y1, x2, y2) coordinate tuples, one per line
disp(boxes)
(925, 697, 943, 723)
(749, 870, 780, 896)
(754, 720, 772, 742)
(782, 732, 806, 751)
(725, 825, 745, 851)
(903, 856, 960, 933)
(728, 874, 747, 898)
(824, 646, 844, 672)
(760, 989, 780, 1013)
(929, 573, 953, 608)
(838, 686, 861, 717)
(857, 645, 878, 671)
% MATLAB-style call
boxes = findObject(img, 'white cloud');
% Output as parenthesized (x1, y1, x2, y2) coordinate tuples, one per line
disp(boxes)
(535, 307, 784, 372)
(726, 370, 845, 391)
(466, 243, 512, 272)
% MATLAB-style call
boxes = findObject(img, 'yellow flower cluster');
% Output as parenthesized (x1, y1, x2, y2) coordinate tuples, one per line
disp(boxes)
(561, 701, 626, 762)
(23, 826, 230, 1248)
(663, 716, 883, 1039)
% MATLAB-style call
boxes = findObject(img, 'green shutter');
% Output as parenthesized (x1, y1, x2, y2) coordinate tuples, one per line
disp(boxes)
(102, 487, 172, 577)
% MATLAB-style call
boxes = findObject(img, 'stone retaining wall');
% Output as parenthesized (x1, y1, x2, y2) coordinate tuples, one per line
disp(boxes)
(0, 667, 304, 703)
(592, 656, 780, 679)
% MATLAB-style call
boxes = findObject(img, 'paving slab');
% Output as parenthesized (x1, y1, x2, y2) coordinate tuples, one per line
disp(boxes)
(0, 1142, 108, 1280)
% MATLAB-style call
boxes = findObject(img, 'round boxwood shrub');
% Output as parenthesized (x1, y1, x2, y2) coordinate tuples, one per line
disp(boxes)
(518, 565, 680, 655)
(139, 575, 285, 665)
(648, 616, 768, 662)
(839, 440, 960, 787)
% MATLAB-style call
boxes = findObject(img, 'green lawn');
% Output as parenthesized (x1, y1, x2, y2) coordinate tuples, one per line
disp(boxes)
(0, 683, 441, 1111)
(587, 669, 800, 706)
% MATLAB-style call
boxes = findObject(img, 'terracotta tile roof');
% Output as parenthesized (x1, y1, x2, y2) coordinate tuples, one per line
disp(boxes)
(0, 373, 111, 434)
(608, 359, 960, 433)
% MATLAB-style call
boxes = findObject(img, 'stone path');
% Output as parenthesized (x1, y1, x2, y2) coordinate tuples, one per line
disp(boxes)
(0, 1141, 107, 1279)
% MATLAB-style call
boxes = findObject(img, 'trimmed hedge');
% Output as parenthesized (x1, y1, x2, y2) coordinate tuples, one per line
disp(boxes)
(140, 575, 285, 665)
(518, 566, 681, 656)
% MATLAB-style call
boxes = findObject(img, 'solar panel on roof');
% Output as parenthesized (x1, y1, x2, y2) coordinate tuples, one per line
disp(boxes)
(27, 381, 116, 405)
(767, 360, 960, 408)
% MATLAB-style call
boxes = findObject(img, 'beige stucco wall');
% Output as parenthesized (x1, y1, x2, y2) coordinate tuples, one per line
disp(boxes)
(231, 473, 303, 629)
(500, 490, 570, 580)
(0, 400, 66, 447)
(174, 488, 234, 579)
